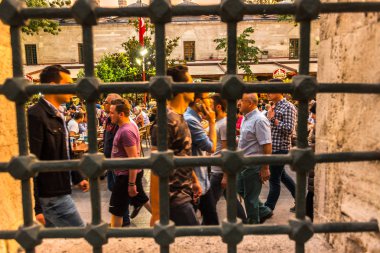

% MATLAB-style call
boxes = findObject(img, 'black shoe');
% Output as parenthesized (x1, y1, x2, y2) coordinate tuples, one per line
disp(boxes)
(122, 221, 131, 227)
(130, 205, 143, 219)
(289, 205, 296, 213)
(260, 211, 274, 224)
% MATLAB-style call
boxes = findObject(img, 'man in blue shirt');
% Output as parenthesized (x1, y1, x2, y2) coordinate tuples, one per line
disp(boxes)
(184, 92, 219, 225)
(238, 93, 273, 224)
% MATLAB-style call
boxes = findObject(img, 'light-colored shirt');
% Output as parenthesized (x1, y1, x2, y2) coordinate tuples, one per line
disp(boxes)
(211, 117, 227, 174)
(67, 119, 80, 134)
(142, 111, 150, 126)
(238, 108, 272, 157)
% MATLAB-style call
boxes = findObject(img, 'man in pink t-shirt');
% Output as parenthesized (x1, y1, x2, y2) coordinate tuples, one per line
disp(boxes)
(108, 99, 149, 227)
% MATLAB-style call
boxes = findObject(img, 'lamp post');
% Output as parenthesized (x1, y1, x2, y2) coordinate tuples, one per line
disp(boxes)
(139, 48, 148, 103)
(140, 48, 148, 81)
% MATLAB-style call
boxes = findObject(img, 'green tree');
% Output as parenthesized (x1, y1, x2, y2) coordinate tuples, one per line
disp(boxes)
(121, 18, 180, 81)
(78, 53, 139, 82)
(22, 0, 71, 35)
(214, 27, 261, 79)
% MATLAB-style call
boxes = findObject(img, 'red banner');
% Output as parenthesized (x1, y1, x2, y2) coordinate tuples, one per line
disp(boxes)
(138, 17, 146, 46)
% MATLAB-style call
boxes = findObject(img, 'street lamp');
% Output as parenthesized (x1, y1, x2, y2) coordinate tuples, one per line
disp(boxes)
(139, 48, 148, 103)
(139, 48, 148, 82)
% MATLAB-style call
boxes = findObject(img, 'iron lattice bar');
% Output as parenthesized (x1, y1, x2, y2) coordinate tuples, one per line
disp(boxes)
(16, 2, 380, 19)
(2, 83, 380, 96)
(0, 0, 378, 252)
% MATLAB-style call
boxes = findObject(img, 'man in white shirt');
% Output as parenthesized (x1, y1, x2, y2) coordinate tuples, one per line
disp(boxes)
(67, 111, 84, 136)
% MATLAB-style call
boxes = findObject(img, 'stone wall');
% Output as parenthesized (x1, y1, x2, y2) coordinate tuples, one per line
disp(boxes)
(21, 19, 320, 64)
(0, 22, 23, 253)
(315, 4, 380, 253)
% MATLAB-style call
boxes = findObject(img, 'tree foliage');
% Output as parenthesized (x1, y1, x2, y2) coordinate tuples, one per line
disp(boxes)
(22, 0, 70, 35)
(78, 18, 180, 84)
(214, 27, 261, 78)
(78, 53, 139, 82)
(121, 18, 180, 81)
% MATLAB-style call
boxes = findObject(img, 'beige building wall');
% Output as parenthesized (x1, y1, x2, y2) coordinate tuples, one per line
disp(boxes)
(315, 5, 380, 253)
(0, 22, 23, 253)
(21, 19, 320, 64)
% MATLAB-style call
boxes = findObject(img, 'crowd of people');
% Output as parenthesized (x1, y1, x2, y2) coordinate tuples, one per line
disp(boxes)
(28, 64, 317, 228)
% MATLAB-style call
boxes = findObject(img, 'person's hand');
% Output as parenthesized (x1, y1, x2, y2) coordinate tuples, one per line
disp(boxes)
(267, 107, 275, 120)
(128, 185, 138, 197)
(203, 104, 216, 123)
(260, 166, 270, 183)
(36, 213, 46, 226)
(78, 180, 90, 192)
(221, 174, 228, 189)
(192, 181, 202, 203)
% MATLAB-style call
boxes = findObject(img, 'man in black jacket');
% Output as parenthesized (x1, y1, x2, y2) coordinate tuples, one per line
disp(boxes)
(28, 65, 89, 227)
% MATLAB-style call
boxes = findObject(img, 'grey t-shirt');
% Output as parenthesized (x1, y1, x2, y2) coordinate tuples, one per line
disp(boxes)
(211, 117, 227, 173)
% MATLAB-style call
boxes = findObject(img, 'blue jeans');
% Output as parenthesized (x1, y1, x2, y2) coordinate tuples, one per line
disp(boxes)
(39, 195, 84, 227)
(265, 150, 296, 211)
(210, 172, 247, 221)
(107, 170, 130, 225)
(237, 167, 272, 224)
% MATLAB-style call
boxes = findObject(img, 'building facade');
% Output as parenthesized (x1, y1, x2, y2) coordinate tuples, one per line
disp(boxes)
(21, 17, 320, 66)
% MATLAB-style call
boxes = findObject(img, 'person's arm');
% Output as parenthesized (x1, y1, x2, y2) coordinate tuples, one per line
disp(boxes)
(186, 117, 214, 153)
(203, 106, 217, 153)
(192, 171, 202, 198)
(71, 171, 89, 192)
(27, 111, 45, 220)
(220, 140, 228, 189)
(255, 118, 272, 183)
(260, 143, 272, 183)
(124, 145, 139, 197)
(273, 106, 297, 135)
(28, 112, 44, 159)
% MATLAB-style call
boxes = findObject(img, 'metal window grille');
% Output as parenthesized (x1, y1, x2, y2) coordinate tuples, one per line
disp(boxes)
(25, 44, 38, 65)
(0, 1, 379, 253)
(78, 43, 84, 64)
(289, 38, 299, 59)
(184, 41, 195, 61)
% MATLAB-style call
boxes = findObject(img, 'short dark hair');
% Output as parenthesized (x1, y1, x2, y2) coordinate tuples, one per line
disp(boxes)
(40, 65, 70, 84)
(73, 111, 84, 120)
(167, 65, 189, 82)
(111, 99, 131, 116)
(212, 93, 227, 112)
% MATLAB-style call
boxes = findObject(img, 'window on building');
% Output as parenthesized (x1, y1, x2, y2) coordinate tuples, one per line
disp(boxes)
(289, 39, 300, 59)
(184, 41, 195, 61)
(25, 44, 37, 65)
(78, 43, 84, 64)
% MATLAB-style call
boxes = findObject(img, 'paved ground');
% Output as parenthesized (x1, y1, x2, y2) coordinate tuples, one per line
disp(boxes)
(31, 146, 336, 253)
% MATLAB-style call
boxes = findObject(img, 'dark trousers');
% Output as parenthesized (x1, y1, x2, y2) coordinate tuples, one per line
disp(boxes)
(170, 202, 199, 226)
(306, 191, 314, 221)
(210, 172, 247, 221)
(109, 171, 149, 217)
(265, 150, 296, 211)
(107, 170, 130, 224)
(196, 188, 219, 225)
